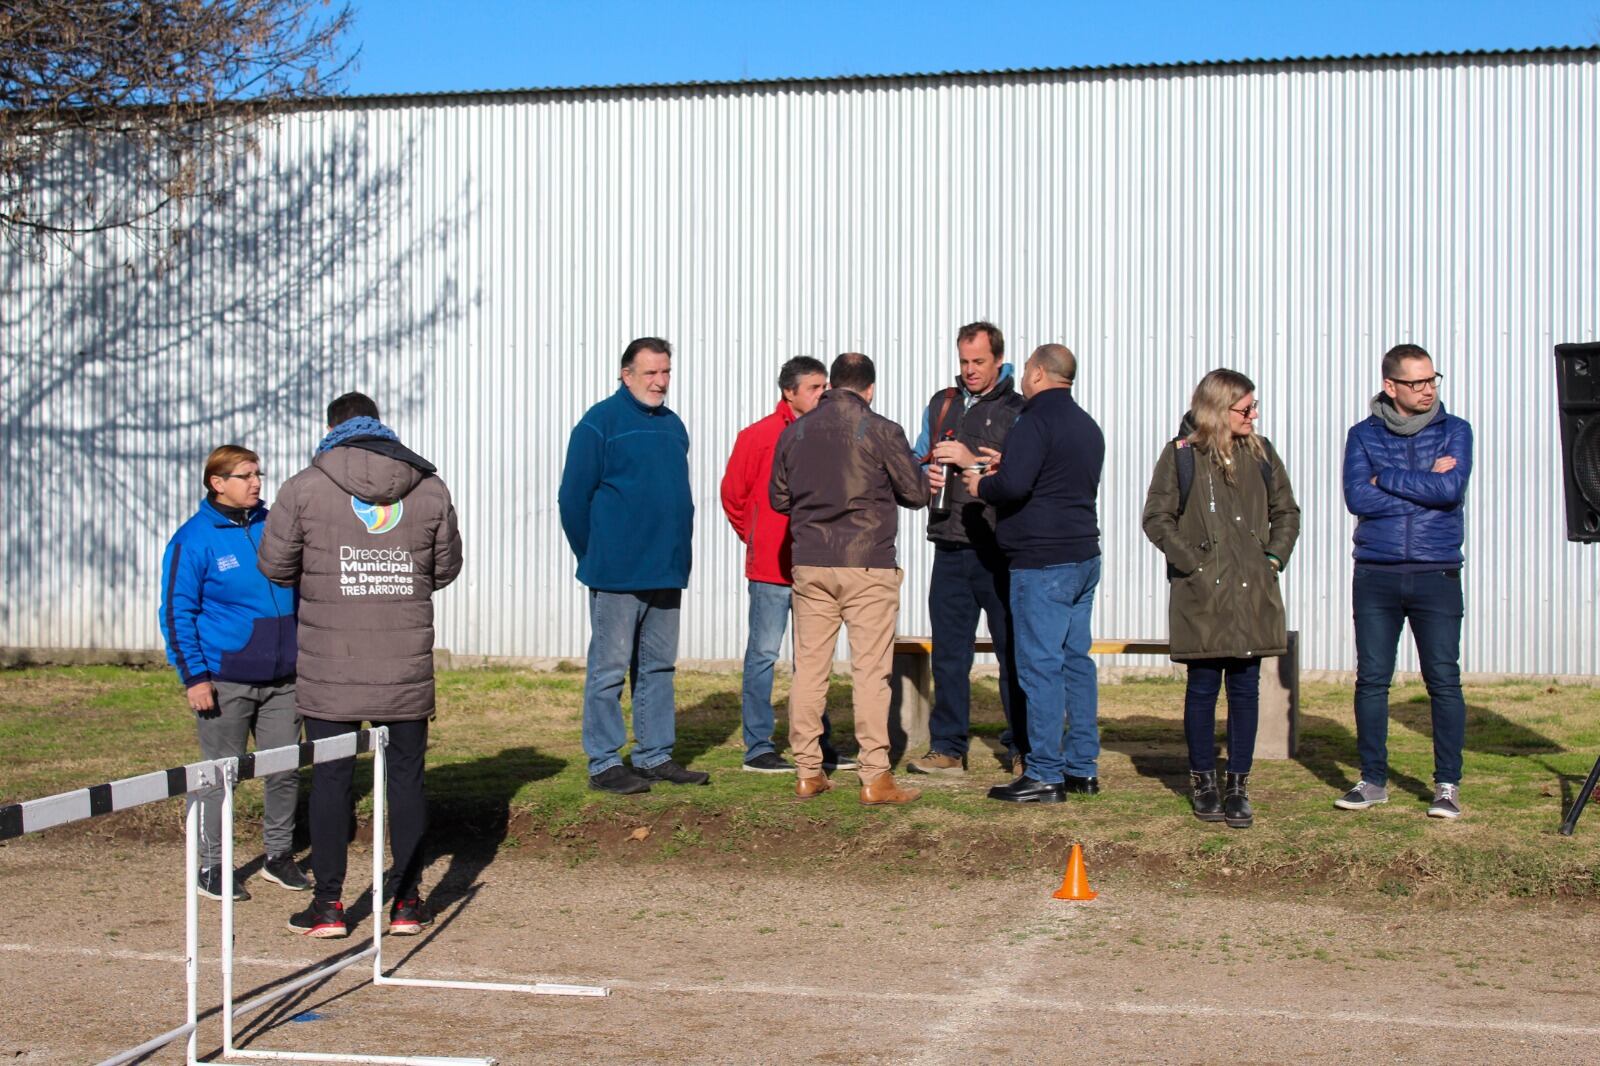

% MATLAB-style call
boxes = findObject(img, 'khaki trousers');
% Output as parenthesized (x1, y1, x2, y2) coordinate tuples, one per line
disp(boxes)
(788, 565, 902, 783)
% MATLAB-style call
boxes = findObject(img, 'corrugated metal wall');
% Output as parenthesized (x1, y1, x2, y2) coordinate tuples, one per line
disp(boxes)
(4, 51, 1597, 675)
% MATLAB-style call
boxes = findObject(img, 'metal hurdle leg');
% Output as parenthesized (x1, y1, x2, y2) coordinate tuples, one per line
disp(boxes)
(217, 731, 498, 1066)
(86, 761, 218, 1066)
(369, 729, 608, 1000)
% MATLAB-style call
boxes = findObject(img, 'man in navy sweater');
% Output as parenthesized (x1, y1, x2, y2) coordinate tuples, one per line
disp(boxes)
(559, 337, 709, 795)
(964, 344, 1105, 804)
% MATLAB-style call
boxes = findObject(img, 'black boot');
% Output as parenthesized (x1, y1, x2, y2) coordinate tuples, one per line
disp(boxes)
(1223, 772, 1253, 829)
(1190, 770, 1224, 822)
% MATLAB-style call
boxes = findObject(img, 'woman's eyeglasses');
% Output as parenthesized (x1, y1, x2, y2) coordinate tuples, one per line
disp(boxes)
(1230, 402, 1259, 417)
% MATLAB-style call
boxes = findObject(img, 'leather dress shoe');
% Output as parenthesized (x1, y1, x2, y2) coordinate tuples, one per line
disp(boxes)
(988, 775, 1067, 804)
(859, 773, 921, 806)
(1062, 775, 1100, 794)
(795, 773, 833, 799)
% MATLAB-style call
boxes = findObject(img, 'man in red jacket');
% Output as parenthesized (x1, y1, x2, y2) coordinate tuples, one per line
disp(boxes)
(720, 356, 852, 772)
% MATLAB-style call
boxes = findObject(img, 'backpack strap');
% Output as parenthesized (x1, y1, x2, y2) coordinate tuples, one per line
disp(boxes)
(920, 387, 960, 462)
(1175, 440, 1195, 515)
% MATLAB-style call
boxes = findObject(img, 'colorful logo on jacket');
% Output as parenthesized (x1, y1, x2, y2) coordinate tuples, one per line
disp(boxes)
(352, 496, 404, 534)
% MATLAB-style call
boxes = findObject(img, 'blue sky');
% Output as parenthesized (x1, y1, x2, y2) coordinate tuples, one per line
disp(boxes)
(341, 0, 1600, 96)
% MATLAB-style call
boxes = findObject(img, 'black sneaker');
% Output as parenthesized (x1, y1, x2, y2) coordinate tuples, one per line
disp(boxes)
(633, 759, 710, 786)
(197, 866, 251, 902)
(388, 897, 434, 936)
(589, 764, 652, 794)
(742, 752, 795, 773)
(822, 752, 859, 772)
(260, 853, 311, 892)
(287, 899, 348, 938)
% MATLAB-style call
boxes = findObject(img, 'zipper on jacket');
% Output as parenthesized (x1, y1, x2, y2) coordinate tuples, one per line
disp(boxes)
(248, 520, 284, 680)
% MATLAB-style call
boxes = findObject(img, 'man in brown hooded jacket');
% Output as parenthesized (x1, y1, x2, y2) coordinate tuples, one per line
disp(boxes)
(259, 392, 462, 939)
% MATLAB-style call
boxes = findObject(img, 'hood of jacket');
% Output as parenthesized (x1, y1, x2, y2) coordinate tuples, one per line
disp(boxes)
(1175, 410, 1198, 440)
(313, 444, 429, 505)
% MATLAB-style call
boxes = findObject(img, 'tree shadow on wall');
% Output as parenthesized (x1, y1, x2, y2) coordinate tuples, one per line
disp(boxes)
(0, 116, 475, 637)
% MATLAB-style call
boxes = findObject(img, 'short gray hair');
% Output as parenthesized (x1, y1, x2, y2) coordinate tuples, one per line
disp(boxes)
(1029, 343, 1077, 384)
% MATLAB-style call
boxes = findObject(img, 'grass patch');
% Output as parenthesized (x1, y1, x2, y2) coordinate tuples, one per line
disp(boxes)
(2, 665, 1599, 900)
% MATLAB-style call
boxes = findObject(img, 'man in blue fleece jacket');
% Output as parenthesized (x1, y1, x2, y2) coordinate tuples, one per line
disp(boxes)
(559, 337, 708, 794)
(965, 343, 1105, 804)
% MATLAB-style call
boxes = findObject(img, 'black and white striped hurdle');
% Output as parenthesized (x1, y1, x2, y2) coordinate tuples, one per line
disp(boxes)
(2, 755, 226, 1066)
(215, 726, 606, 1066)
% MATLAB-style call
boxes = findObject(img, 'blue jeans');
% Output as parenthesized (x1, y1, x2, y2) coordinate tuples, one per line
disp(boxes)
(583, 589, 681, 776)
(928, 545, 1023, 759)
(1352, 567, 1466, 786)
(1009, 557, 1101, 783)
(1183, 658, 1261, 775)
(740, 581, 839, 761)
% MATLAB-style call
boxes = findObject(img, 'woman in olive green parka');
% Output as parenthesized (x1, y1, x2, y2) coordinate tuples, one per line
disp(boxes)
(1143, 370, 1300, 829)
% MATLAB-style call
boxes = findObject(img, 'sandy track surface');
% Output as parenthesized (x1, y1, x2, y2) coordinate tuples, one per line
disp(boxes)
(3, 837, 1598, 1065)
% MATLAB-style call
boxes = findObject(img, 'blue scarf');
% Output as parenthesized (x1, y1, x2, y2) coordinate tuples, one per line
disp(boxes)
(317, 415, 400, 454)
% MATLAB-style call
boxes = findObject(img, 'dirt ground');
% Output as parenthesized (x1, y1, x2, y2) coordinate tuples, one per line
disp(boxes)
(3, 835, 1600, 1066)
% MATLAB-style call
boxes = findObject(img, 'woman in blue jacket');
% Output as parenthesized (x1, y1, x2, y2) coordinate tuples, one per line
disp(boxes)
(159, 445, 305, 901)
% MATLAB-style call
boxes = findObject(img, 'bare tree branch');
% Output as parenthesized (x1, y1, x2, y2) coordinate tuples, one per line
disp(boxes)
(0, 1, 354, 255)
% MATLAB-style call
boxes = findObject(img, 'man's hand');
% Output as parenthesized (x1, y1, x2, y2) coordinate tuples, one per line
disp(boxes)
(1432, 455, 1457, 473)
(187, 681, 217, 715)
(976, 446, 1002, 475)
(931, 439, 979, 468)
(927, 464, 946, 492)
(961, 465, 986, 496)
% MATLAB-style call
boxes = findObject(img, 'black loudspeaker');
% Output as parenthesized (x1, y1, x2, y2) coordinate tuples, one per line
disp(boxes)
(1556, 342, 1600, 542)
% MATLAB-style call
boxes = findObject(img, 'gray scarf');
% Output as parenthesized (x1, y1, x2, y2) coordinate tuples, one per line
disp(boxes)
(1371, 393, 1440, 436)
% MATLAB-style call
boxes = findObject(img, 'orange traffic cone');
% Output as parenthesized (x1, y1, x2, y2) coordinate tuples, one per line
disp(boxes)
(1052, 843, 1097, 901)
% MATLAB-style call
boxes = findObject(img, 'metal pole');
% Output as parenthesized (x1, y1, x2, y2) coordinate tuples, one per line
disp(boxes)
(222, 758, 238, 1056)
(1559, 753, 1600, 835)
(372, 727, 387, 983)
(186, 777, 202, 1066)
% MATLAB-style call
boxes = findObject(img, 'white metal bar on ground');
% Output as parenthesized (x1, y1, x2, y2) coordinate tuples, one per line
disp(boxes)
(94, 1020, 199, 1066)
(224, 1051, 493, 1066)
(368, 733, 607, 998)
(374, 975, 609, 997)
(229, 946, 376, 1019)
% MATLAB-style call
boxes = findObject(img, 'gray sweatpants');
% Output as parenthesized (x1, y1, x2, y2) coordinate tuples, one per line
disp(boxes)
(188, 679, 301, 868)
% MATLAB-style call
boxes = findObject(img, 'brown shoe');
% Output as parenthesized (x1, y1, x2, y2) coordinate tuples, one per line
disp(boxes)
(906, 752, 965, 776)
(1011, 756, 1026, 779)
(795, 773, 833, 799)
(860, 773, 921, 806)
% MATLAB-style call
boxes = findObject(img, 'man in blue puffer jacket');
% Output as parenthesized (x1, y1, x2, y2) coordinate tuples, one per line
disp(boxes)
(1335, 343, 1474, 819)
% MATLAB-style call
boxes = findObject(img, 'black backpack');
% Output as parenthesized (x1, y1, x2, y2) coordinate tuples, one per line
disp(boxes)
(1175, 441, 1274, 515)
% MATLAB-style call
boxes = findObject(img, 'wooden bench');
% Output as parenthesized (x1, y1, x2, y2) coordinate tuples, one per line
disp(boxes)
(889, 632, 1300, 761)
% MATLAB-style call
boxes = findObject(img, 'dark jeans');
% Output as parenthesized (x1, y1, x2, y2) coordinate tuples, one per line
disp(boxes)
(1183, 658, 1261, 775)
(305, 717, 429, 904)
(1352, 567, 1466, 787)
(928, 544, 1024, 758)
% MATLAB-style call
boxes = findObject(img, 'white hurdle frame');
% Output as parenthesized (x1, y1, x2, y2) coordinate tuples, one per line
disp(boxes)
(1, 758, 221, 1066)
(217, 726, 606, 1066)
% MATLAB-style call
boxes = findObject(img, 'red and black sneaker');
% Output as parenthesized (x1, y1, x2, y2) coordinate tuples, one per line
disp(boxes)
(287, 899, 347, 938)
(387, 897, 434, 937)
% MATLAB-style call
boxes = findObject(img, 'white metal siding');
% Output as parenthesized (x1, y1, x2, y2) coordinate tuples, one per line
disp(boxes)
(3, 52, 1597, 674)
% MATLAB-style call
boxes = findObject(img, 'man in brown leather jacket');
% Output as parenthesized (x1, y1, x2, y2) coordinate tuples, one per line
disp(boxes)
(769, 353, 929, 804)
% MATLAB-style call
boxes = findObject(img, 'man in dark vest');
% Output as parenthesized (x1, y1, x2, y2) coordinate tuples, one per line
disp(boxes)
(906, 321, 1028, 777)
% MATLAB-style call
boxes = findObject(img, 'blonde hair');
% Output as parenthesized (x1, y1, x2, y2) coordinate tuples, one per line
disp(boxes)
(203, 444, 259, 498)
(1187, 369, 1264, 483)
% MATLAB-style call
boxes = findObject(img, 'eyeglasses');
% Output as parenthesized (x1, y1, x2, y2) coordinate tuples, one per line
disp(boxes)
(1230, 401, 1259, 417)
(219, 471, 265, 482)
(1387, 373, 1443, 392)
